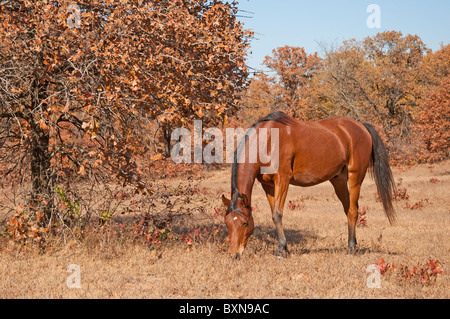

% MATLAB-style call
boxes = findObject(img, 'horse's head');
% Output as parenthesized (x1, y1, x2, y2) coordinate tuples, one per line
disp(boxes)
(221, 194, 254, 259)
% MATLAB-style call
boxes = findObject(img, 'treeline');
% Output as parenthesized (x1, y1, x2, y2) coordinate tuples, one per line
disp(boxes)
(240, 31, 449, 164)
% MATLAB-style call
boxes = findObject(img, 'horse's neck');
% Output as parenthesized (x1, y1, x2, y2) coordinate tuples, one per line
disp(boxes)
(235, 162, 258, 205)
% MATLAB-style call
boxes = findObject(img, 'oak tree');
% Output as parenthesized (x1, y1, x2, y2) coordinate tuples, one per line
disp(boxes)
(0, 0, 251, 223)
(254, 46, 321, 119)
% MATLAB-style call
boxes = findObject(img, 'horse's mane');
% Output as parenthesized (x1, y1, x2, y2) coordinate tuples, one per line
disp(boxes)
(229, 111, 296, 212)
(252, 111, 298, 128)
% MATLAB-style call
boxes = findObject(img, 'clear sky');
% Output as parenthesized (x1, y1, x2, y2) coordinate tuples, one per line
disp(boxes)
(237, 0, 450, 72)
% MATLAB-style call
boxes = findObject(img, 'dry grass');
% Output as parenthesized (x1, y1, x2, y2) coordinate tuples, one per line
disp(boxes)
(0, 161, 449, 299)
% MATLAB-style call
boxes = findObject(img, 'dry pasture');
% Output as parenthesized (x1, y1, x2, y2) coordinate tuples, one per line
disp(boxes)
(0, 161, 449, 299)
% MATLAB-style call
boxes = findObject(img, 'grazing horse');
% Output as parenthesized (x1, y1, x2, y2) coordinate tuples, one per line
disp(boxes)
(222, 111, 396, 258)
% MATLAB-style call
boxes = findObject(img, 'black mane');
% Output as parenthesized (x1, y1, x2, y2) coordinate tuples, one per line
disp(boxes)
(229, 111, 296, 213)
(252, 111, 298, 128)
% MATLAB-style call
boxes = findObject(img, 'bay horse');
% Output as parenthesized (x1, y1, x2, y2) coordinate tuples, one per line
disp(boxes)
(221, 111, 396, 258)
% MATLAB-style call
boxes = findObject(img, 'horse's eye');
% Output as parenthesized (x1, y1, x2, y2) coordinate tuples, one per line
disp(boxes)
(242, 222, 248, 227)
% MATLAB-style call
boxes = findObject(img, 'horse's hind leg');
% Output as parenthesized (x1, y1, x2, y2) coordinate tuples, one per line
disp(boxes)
(261, 181, 289, 257)
(346, 172, 364, 253)
(330, 166, 358, 253)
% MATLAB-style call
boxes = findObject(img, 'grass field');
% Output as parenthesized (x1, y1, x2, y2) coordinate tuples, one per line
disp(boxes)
(0, 161, 448, 299)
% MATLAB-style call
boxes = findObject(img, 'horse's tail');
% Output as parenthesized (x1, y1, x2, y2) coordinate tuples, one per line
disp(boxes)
(363, 123, 396, 224)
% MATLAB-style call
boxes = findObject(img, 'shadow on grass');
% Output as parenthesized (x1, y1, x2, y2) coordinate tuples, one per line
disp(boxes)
(114, 213, 401, 257)
(250, 225, 399, 256)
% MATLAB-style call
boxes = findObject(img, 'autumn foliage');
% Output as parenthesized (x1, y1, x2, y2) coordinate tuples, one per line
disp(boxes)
(416, 76, 450, 162)
(375, 257, 444, 285)
(259, 46, 321, 119)
(243, 32, 450, 164)
(0, 0, 251, 223)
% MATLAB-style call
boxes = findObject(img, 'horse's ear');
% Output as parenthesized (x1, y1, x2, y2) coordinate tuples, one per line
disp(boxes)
(221, 194, 231, 207)
(239, 194, 248, 206)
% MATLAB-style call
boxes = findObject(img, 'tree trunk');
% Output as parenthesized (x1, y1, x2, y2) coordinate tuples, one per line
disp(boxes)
(29, 70, 53, 225)
(30, 120, 53, 225)
(163, 126, 172, 158)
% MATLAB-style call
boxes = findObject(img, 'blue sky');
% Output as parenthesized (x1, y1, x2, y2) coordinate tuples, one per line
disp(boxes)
(237, 0, 450, 72)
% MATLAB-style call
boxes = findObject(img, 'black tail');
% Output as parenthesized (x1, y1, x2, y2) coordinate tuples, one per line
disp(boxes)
(363, 123, 396, 224)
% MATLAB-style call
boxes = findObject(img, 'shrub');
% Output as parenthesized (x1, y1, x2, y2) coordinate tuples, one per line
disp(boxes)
(375, 258, 444, 285)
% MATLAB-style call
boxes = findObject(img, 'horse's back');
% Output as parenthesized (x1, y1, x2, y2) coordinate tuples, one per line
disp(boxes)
(315, 117, 373, 173)
(265, 116, 372, 186)
(297, 116, 372, 155)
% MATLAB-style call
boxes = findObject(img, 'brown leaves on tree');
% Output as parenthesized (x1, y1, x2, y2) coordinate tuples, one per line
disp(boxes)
(250, 46, 321, 119)
(416, 76, 450, 162)
(0, 0, 252, 221)
(241, 32, 449, 165)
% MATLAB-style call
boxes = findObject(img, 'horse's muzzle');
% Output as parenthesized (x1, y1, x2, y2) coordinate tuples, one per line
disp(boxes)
(233, 253, 240, 260)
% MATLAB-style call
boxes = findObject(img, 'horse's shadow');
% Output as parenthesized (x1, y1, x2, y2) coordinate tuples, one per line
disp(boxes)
(251, 225, 399, 256)
(251, 225, 317, 254)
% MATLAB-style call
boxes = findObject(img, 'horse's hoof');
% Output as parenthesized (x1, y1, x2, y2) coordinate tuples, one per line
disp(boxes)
(274, 248, 289, 258)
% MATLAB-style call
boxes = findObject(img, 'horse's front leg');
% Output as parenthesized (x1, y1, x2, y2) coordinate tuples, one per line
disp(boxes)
(262, 179, 290, 257)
